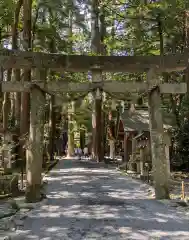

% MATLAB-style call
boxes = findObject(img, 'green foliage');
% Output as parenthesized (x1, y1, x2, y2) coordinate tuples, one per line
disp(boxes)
(0, 0, 14, 27)
(173, 120, 189, 165)
(1, 0, 189, 161)
(180, 94, 189, 122)
(173, 94, 189, 166)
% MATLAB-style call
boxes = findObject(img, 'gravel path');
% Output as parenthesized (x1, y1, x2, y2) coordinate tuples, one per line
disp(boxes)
(9, 159, 189, 240)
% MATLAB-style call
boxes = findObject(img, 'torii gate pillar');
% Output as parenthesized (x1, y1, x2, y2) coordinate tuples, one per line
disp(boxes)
(25, 85, 45, 202)
(147, 69, 170, 200)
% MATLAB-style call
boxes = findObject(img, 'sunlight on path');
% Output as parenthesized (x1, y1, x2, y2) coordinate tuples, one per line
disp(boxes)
(9, 159, 189, 240)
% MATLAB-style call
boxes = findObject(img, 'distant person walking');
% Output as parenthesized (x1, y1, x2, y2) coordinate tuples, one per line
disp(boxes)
(84, 146, 89, 158)
(74, 147, 78, 156)
(78, 147, 82, 159)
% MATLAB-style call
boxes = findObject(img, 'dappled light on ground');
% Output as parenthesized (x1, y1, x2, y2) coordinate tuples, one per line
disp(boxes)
(9, 160, 189, 240)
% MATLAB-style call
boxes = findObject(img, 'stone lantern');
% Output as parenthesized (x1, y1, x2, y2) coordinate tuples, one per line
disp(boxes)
(135, 133, 150, 176)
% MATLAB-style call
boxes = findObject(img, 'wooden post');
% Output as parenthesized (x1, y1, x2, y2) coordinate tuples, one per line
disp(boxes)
(25, 85, 45, 203)
(101, 109, 106, 159)
(181, 181, 185, 199)
(95, 88, 102, 162)
(67, 101, 75, 157)
(123, 133, 127, 162)
(140, 148, 144, 176)
(132, 137, 137, 161)
(2, 70, 11, 133)
(125, 133, 132, 163)
(147, 69, 170, 199)
(165, 145, 170, 178)
(163, 132, 171, 178)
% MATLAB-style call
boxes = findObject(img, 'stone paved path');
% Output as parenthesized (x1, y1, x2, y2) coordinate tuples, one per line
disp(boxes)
(8, 159, 189, 239)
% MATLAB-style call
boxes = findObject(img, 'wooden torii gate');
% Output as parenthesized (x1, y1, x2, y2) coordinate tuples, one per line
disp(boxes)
(0, 48, 188, 201)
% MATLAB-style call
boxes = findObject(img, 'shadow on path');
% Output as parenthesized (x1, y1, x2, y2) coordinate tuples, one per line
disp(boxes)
(11, 159, 189, 240)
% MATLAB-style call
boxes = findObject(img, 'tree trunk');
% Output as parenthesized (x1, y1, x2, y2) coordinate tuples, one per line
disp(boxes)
(66, 2, 75, 157)
(91, 0, 103, 161)
(0, 31, 2, 117)
(20, 0, 32, 158)
(109, 140, 115, 159)
(2, 0, 23, 133)
(80, 128, 85, 151)
(99, 4, 106, 161)
(2, 71, 11, 132)
(101, 109, 106, 159)
(14, 89, 21, 128)
(12, 0, 23, 129)
(95, 95, 102, 162)
(184, 10, 189, 93)
(47, 8, 57, 160)
(48, 95, 56, 161)
(0, 68, 3, 123)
